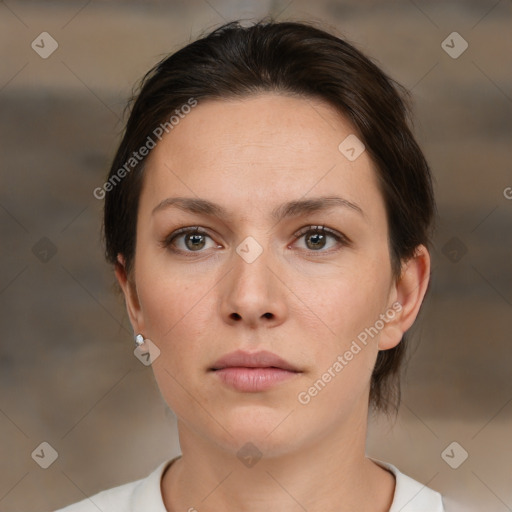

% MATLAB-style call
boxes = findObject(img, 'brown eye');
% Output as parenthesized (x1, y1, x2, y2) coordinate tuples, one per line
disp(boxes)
(161, 227, 217, 254)
(183, 232, 207, 251)
(304, 231, 327, 250)
(294, 225, 349, 252)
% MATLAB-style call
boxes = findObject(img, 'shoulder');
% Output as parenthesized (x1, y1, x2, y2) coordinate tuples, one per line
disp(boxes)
(54, 458, 176, 512)
(372, 458, 445, 512)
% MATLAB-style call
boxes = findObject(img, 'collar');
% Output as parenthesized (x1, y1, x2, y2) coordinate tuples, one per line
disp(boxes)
(129, 455, 443, 512)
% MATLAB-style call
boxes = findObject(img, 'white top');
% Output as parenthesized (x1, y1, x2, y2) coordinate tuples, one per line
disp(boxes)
(55, 456, 444, 511)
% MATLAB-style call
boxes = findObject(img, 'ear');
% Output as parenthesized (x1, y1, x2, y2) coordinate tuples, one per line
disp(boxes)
(114, 254, 145, 335)
(378, 244, 431, 350)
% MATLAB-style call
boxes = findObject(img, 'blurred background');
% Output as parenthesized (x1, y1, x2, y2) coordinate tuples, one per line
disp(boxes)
(0, 1, 511, 511)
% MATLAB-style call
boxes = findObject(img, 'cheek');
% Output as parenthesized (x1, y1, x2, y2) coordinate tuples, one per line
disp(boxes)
(135, 257, 220, 378)
(295, 260, 391, 353)
(140, 280, 188, 333)
(293, 272, 386, 415)
(137, 274, 215, 414)
(291, 263, 391, 416)
(134, 236, 209, 329)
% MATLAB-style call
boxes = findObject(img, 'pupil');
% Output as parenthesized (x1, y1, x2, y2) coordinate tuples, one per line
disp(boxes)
(187, 234, 205, 250)
(308, 233, 325, 249)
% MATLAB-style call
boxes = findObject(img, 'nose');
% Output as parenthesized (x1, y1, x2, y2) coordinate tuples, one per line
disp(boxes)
(219, 241, 288, 329)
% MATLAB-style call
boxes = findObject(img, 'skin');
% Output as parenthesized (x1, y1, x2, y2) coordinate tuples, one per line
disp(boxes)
(115, 93, 430, 512)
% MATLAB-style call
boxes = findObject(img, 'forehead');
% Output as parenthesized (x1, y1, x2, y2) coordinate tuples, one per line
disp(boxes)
(140, 93, 385, 222)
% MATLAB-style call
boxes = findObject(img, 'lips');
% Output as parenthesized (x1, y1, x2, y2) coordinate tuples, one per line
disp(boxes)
(210, 350, 300, 372)
(209, 350, 302, 392)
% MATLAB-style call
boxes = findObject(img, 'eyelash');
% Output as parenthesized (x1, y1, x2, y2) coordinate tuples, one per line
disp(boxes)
(160, 225, 350, 257)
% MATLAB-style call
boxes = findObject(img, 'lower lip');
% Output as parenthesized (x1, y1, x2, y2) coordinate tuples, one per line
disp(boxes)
(212, 367, 299, 392)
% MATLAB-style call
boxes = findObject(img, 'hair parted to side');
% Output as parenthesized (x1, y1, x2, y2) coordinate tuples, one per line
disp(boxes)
(102, 19, 435, 414)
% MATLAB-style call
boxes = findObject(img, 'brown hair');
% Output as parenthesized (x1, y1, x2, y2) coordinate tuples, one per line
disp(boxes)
(102, 19, 435, 413)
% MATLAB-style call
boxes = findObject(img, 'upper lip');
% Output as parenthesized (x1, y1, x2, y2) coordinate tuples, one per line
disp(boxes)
(210, 350, 300, 372)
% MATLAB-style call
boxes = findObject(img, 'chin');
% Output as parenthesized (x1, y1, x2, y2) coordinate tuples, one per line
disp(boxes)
(210, 406, 303, 457)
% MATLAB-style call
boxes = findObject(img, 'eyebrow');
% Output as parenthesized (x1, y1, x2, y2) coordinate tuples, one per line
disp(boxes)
(151, 195, 364, 222)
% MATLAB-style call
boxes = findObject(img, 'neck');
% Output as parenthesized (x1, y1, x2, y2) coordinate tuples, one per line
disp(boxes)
(161, 406, 395, 512)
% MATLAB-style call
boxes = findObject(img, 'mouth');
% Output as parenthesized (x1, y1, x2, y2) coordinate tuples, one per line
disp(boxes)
(209, 350, 302, 392)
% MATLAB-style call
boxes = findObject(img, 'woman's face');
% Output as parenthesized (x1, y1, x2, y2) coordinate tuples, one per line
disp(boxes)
(118, 93, 410, 456)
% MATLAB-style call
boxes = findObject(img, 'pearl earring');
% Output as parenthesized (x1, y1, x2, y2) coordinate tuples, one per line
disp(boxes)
(135, 334, 145, 347)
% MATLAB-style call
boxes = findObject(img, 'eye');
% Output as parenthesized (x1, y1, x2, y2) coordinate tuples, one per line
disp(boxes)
(292, 225, 349, 252)
(161, 224, 350, 256)
(160, 226, 219, 254)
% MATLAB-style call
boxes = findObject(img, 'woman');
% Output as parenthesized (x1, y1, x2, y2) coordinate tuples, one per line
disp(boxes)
(59, 19, 444, 511)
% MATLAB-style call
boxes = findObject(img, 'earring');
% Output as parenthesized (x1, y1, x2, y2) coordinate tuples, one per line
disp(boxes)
(135, 334, 145, 347)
